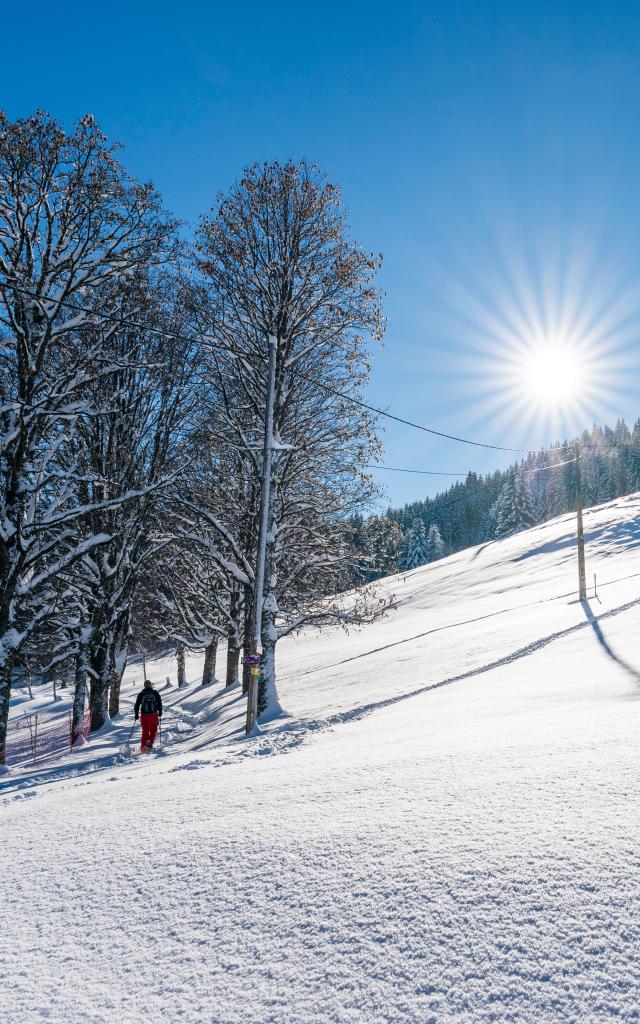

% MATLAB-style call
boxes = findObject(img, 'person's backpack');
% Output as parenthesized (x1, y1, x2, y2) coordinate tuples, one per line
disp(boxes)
(140, 690, 157, 715)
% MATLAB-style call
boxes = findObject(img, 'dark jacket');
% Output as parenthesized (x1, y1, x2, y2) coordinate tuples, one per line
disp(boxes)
(134, 688, 163, 719)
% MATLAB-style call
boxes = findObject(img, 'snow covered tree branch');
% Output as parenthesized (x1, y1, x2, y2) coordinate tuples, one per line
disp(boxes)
(0, 110, 177, 760)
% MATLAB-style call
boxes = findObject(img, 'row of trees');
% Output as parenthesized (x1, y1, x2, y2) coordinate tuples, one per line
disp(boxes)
(4, 112, 637, 763)
(361, 420, 640, 576)
(0, 111, 388, 762)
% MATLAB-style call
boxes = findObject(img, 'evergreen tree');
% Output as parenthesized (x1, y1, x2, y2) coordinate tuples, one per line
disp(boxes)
(492, 467, 535, 539)
(425, 523, 446, 562)
(381, 415, 639, 568)
(400, 518, 429, 570)
(543, 463, 568, 520)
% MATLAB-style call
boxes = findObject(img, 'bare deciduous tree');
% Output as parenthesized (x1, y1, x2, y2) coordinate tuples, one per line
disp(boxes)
(0, 110, 176, 761)
(194, 160, 385, 718)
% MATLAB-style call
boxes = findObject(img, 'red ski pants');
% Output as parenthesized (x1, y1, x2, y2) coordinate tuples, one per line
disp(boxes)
(140, 712, 159, 750)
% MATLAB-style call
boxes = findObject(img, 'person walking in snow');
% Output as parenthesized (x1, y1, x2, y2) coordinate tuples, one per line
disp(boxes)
(134, 680, 163, 752)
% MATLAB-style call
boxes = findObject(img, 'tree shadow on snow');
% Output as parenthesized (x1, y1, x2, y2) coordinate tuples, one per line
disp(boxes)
(515, 517, 640, 564)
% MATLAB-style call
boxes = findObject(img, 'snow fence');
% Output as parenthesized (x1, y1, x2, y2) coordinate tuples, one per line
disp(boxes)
(2, 708, 91, 767)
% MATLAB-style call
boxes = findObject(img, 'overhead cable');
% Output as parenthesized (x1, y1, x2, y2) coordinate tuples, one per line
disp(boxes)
(5, 282, 639, 459)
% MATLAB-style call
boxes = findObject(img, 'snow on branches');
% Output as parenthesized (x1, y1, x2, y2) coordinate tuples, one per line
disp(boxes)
(193, 160, 386, 717)
(0, 130, 389, 759)
(0, 111, 178, 757)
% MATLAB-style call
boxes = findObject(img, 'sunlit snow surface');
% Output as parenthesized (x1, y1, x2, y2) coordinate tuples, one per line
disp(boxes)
(2, 496, 640, 1023)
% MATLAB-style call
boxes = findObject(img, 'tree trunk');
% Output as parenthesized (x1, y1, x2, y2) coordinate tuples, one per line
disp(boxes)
(108, 631, 129, 718)
(72, 640, 90, 744)
(257, 476, 282, 721)
(227, 584, 243, 689)
(60, 659, 74, 689)
(226, 643, 240, 688)
(108, 664, 122, 718)
(0, 655, 14, 766)
(88, 641, 111, 732)
(202, 639, 218, 686)
(242, 587, 253, 694)
(176, 642, 187, 688)
(259, 590, 283, 720)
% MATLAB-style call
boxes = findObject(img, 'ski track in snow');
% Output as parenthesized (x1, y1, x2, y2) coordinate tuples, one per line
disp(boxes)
(2, 495, 640, 1023)
(5, 589, 638, 803)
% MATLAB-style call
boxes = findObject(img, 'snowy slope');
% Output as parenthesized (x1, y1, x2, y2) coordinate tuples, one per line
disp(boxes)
(2, 495, 640, 1023)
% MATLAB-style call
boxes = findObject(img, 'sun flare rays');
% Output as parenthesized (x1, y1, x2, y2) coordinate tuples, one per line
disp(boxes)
(433, 224, 640, 447)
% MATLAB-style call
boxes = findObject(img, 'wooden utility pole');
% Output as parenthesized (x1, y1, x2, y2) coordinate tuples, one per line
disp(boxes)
(246, 335, 277, 735)
(574, 440, 587, 600)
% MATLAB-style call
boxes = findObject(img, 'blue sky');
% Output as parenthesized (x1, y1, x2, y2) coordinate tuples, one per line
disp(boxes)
(4, 0, 640, 506)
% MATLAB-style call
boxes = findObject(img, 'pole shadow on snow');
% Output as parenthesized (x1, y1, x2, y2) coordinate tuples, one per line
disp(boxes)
(301, 593, 640, 739)
(5, 596, 640, 796)
(284, 576, 640, 684)
(580, 598, 640, 685)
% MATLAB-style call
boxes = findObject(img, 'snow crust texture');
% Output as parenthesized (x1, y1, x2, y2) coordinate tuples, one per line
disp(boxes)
(2, 496, 640, 1023)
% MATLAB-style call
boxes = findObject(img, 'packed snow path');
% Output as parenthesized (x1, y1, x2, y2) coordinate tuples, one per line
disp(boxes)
(2, 496, 640, 1022)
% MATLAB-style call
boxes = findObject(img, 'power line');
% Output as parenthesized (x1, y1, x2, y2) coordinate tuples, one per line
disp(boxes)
(5, 282, 640, 459)
(392, 487, 487, 515)
(4, 282, 572, 457)
(529, 458, 577, 473)
(292, 365, 572, 455)
(386, 461, 578, 517)
(366, 457, 577, 477)
(363, 464, 468, 476)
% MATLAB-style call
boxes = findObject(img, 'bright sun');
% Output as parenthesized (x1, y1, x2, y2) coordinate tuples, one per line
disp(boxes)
(448, 224, 633, 446)
(522, 344, 586, 406)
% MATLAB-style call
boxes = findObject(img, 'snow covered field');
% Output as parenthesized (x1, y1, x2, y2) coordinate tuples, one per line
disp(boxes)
(2, 495, 640, 1023)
